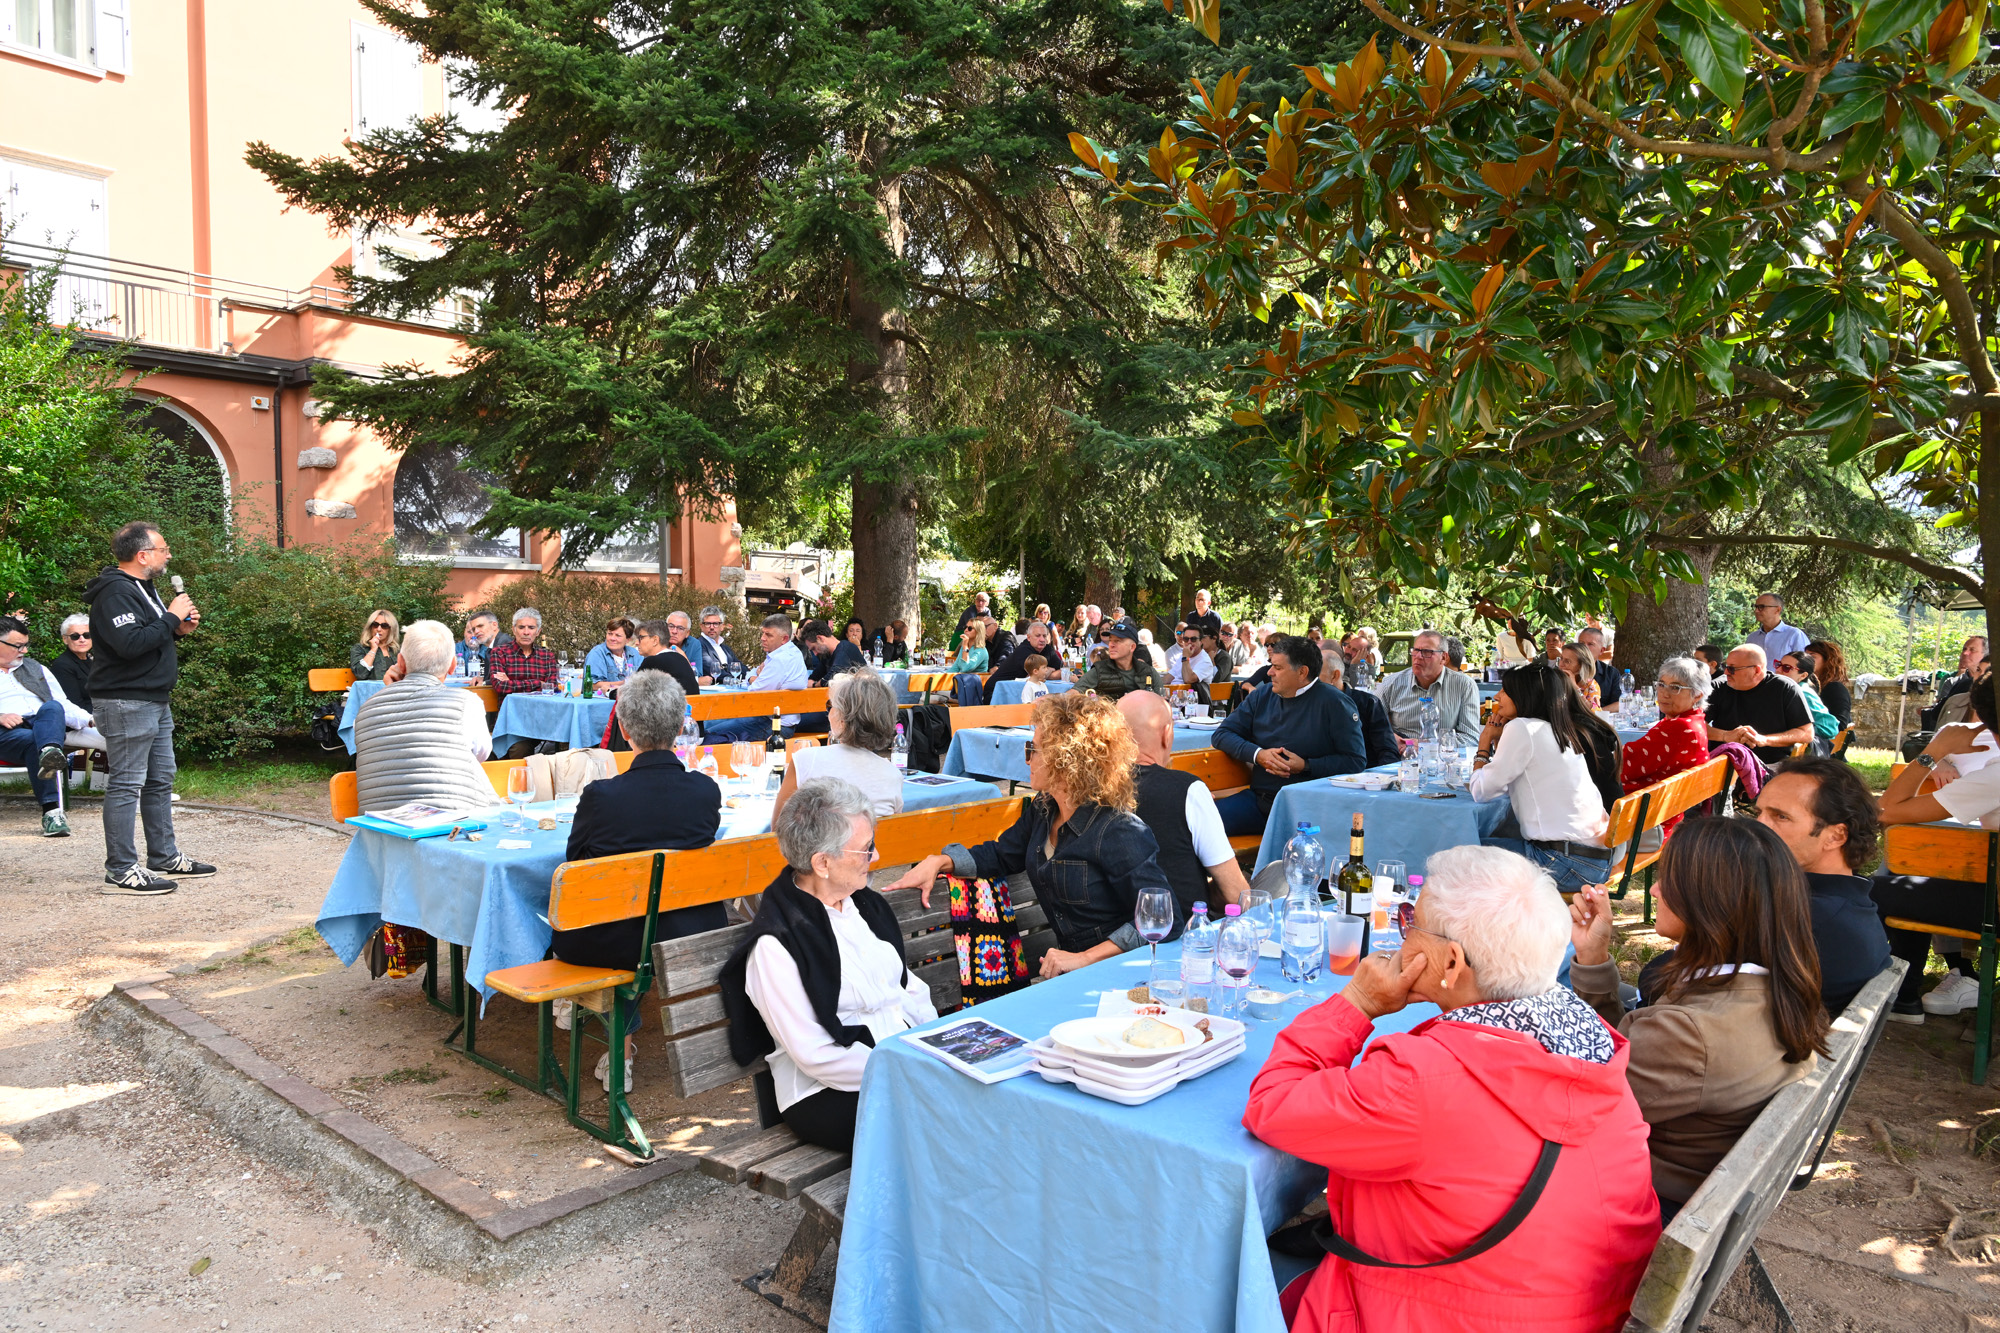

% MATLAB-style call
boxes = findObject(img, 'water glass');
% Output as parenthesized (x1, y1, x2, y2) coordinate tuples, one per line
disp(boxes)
(505, 766, 533, 832)
(1148, 970, 1186, 1009)
(1241, 888, 1274, 968)
(1397, 744, 1421, 791)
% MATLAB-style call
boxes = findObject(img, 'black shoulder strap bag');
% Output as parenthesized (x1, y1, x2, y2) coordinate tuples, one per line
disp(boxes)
(1269, 1140, 1562, 1268)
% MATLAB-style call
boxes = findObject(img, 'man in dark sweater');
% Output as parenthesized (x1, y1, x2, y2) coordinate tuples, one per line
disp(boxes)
(1753, 759, 1892, 1014)
(83, 521, 215, 894)
(1183, 588, 1224, 640)
(1118, 691, 1250, 929)
(1322, 655, 1400, 767)
(1212, 634, 1367, 836)
(1707, 645, 1814, 763)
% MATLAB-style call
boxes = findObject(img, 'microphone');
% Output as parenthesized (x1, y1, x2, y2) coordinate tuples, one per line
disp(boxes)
(170, 575, 184, 596)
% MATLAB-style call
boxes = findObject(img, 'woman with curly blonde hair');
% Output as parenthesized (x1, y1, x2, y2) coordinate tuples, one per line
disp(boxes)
(891, 691, 1173, 977)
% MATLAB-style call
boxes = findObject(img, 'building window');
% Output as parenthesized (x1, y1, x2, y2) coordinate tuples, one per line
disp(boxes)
(4, 0, 126, 71)
(127, 399, 228, 528)
(581, 521, 668, 571)
(393, 443, 526, 563)
(351, 21, 423, 136)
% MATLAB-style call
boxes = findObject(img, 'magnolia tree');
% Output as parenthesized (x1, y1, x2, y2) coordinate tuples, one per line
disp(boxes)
(1078, 0, 1996, 670)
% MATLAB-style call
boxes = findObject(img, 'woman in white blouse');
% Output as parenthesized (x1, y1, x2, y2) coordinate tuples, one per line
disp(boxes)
(772, 669, 905, 820)
(1469, 658, 1614, 893)
(720, 778, 936, 1152)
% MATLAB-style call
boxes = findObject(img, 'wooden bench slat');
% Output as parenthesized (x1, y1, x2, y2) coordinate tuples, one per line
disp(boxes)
(948, 703, 1037, 734)
(687, 688, 830, 722)
(484, 960, 634, 1003)
(659, 991, 726, 1035)
(1884, 823, 1993, 883)
(1883, 917, 1983, 942)
(801, 1167, 851, 1228)
(665, 1026, 761, 1099)
(747, 1143, 851, 1200)
(1606, 756, 1730, 848)
(1171, 746, 1254, 794)
(698, 1124, 805, 1183)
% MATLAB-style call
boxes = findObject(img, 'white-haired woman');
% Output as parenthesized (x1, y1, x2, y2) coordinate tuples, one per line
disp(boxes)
(1245, 846, 1660, 1331)
(774, 669, 904, 820)
(52, 611, 95, 711)
(720, 778, 937, 1153)
(1618, 655, 1713, 840)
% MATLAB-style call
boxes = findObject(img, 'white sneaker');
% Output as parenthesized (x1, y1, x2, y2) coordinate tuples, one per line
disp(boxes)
(552, 998, 572, 1031)
(1921, 971, 1982, 1015)
(594, 1051, 632, 1094)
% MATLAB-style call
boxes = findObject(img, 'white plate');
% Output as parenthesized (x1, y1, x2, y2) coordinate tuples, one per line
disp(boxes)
(1032, 1035, 1246, 1104)
(1031, 1033, 1244, 1088)
(1047, 1011, 1244, 1064)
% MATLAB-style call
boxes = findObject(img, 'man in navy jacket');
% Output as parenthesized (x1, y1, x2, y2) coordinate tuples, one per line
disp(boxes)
(1212, 634, 1367, 836)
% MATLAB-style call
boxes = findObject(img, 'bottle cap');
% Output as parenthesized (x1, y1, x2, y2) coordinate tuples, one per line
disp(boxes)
(1191, 901, 1207, 914)
(1223, 903, 1241, 915)
(1408, 875, 1424, 886)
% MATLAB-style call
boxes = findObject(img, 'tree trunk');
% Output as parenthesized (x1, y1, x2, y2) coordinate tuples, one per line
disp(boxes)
(1616, 544, 1719, 680)
(847, 168, 919, 638)
(1983, 402, 1998, 668)
(1085, 562, 1120, 612)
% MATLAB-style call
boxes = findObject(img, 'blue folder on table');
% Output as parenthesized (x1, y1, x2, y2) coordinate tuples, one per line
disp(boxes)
(345, 814, 489, 840)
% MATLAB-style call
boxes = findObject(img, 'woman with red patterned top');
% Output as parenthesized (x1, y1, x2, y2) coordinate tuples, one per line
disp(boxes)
(1618, 655, 1712, 838)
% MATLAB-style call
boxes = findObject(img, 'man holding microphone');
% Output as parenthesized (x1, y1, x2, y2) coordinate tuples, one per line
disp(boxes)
(82, 521, 215, 895)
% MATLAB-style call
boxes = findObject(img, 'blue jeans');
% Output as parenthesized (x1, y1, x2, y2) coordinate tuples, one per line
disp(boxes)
(95, 698, 180, 875)
(0, 698, 68, 808)
(702, 717, 771, 745)
(1214, 789, 1266, 839)
(1481, 836, 1613, 895)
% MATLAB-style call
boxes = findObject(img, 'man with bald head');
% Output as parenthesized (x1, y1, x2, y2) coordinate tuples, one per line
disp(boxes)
(1707, 643, 1813, 763)
(984, 618, 1057, 702)
(1119, 690, 1249, 923)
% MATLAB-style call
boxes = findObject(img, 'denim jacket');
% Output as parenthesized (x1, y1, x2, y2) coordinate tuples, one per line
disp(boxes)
(945, 796, 1169, 953)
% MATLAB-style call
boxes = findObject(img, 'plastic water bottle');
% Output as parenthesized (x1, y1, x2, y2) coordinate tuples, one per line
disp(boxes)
(1281, 823, 1328, 982)
(1180, 903, 1218, 1011)
(892, 722, 910, 769)
(1620, 669, 1635, 703)
(675, 705, 700, 767)
(1284, 821, 1327, 903)
(1417, 695, 1443, 790)
(1216, 904, 1255, 1018)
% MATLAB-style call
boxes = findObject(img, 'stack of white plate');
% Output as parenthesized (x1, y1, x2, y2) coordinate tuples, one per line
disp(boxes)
(1031, 1010, 1247, 1105)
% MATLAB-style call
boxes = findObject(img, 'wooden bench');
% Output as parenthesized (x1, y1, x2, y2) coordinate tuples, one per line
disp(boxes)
(946, 702, 1037, 734)
(313, 667, 500, 712)
(650, 796, 1033, 1320)
(326, 751, 642, 820)
(1788, 725, 1852, 759)
(1622, 959, 1905, 1330)
(1880, 823, 1996, 1084)
(687, 687, 829, 724)
(1604, 756, 1733, 922)
(1170, 746, 1261, 855)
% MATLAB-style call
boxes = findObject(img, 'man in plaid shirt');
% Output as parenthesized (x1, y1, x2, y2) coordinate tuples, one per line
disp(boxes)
(488, 608, 558, 696)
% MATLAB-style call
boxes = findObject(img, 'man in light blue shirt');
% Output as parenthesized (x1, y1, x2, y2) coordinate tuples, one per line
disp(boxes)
(747, 613, 812, 733)
(1374, 629, 1482, 747)
(1746, 592, 1810, 664)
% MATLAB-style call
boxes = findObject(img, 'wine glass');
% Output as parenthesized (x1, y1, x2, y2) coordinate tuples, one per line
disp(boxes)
(1134, 889, 1175, 995)
(1240, 887, 1273, 976)
(505, 766, 533, 832)
(731, 741, 756, 791)
(1375, 860, 1406, 937)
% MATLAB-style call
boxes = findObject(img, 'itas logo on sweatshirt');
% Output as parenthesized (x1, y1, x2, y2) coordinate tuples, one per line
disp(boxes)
(112, 613, 136, 627)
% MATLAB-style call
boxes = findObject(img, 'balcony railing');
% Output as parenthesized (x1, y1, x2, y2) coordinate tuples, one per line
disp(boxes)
(0, 240, 472, 353)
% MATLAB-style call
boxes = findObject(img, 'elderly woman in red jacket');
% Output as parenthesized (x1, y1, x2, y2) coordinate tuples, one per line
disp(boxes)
(1245, 845, 1660, 1332)
(1618, 655, 1714, 840)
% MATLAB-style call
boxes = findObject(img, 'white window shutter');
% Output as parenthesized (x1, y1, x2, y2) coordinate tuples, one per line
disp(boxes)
(353, 22, 423, 134)
(93, 0, 128, 73)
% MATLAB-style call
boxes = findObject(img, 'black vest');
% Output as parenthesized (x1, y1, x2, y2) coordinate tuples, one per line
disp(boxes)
(1132, 762, 1210, 932)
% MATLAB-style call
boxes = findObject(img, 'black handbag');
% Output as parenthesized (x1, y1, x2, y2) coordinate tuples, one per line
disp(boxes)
(1269, 1140, 1562, 1268)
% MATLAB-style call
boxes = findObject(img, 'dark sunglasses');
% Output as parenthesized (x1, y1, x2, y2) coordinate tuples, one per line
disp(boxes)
(369, 622, 393, 631)
(65, 631, 91, 641)
(1023, 741, 1039, 758)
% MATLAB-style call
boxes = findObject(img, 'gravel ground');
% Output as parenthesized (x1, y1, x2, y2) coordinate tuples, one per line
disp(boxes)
(0, 800, 806, 1332)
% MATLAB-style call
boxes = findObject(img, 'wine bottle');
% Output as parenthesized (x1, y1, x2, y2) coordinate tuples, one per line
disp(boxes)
(1335, 812, 1372, 959)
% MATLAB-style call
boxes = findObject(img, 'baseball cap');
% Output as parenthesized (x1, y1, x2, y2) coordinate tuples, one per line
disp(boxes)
(1103, 617, 1140, 642)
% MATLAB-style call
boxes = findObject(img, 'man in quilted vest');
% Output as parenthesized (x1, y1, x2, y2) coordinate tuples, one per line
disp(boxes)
(354, 621, 495, 815)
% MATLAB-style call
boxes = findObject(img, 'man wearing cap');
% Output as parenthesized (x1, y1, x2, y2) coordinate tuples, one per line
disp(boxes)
(1075, 618, 1166, 699)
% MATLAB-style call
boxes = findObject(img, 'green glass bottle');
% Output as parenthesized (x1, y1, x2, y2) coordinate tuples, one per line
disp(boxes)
(1335, 812, 1372, 960)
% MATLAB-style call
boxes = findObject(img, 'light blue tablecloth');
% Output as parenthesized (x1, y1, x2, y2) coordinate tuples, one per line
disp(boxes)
(941, 721, 1216, 784)
(315, 774, 1007, 997)
(829, 940, 1437, 1333)
(989, 679, 1074, 706)
(1252, 769, 1514, 875)
(490, 693, 617, 754)
(337, 678, 492, 754)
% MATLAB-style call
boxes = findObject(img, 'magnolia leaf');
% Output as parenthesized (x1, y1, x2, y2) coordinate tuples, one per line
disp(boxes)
(1657, 1, 1749, 106)
(1854, 0, 1943, 52)
(1711, 0, 1766, 30)
(1822, 89, 1887, 136)
(1231, 409, 1266, 426)
(1695, 337, 1734, 393)
(1927, 0, 1969, 60)
(1949, 0, 1985, 69)
(1597, 0, 1664, 80)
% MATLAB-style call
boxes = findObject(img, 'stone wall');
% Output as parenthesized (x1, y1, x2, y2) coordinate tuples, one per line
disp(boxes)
(1848, 683, 1932, 750)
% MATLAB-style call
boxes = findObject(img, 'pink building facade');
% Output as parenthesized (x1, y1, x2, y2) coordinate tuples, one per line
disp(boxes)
(1, 0, 740, 603)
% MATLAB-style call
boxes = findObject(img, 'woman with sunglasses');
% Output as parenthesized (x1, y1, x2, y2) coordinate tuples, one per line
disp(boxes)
(52, 613, 95, 711)
(350, 609, 403, 682)
(1775, 652, 1839, 748)
(1617, 656, 1713, 841)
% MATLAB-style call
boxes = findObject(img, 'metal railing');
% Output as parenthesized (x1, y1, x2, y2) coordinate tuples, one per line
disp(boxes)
(0, 240, 472, 351)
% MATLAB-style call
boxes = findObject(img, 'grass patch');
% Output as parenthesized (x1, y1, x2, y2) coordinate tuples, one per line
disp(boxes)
(238, 926, 328, 966)
(482, 1085, 511, 1104)
(381, 1063, 443, 1086)
(1847, 746, 1897, 793)
(172, 759, 342, 803)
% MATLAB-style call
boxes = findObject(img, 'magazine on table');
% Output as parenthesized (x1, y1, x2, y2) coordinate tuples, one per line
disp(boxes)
(363, 801, 485, 828)
(901, 1015, 1037, 1083)
(906, 774, 966, 787)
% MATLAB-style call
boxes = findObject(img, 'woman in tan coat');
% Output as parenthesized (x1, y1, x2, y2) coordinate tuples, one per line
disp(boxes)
(1569, 819, 1830, 1219)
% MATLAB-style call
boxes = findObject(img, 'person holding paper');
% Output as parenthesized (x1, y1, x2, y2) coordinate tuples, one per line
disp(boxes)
(720, 778, 937, 1153)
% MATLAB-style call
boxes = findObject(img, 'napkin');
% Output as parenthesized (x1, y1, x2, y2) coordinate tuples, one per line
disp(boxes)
(496, 839, 534, 850)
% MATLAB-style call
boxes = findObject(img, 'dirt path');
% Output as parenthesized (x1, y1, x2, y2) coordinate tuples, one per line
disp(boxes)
(3, 800, 1996, 1330)
(0, 802, 801, 1332)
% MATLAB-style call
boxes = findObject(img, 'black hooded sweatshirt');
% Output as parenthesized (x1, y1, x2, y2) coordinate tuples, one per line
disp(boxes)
(82, 567, 183, 702)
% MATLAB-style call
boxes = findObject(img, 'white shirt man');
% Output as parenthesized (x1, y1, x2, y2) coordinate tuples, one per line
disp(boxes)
(747, 615, 812, 726)
(1375, 630, 1482, 746)
(0, 653, 92, 735)
(1163, 626, 1216, 685)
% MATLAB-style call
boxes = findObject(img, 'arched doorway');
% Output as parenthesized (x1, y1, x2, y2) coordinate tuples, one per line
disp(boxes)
(126, 399, 230, 529)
